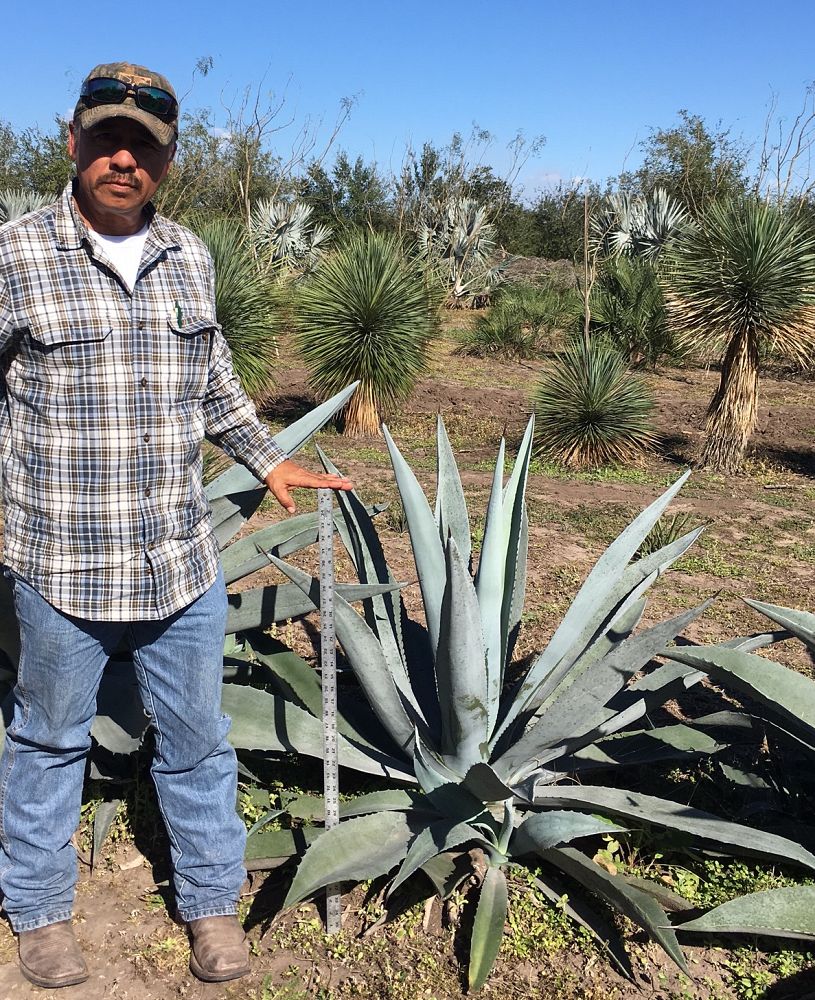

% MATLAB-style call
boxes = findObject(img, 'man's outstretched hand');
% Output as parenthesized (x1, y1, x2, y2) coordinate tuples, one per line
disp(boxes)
(265, 458, 353, 514)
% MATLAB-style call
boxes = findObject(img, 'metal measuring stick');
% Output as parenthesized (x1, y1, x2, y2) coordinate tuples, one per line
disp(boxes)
(317, 488, 342, 933)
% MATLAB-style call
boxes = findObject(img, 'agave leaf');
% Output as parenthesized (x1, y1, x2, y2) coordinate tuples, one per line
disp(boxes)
(205, 382, 359, 500)
(92, 800, 121, 869)
(673, 886, 815, 940)
(435, 416, 471, 567)
(468, 865, 509, 992)
(531, 785, 815, 873)
(619, 874, 695, 913)
(93, 659, 147, 754)
(544, 847, 688, 973)
(498, 473, 694, 738)
(500, 416, 534, 672)
(414, 732, 458, 792)
(245, 827, 319, 866)
(270, 556, 416, 752)
(316, 445, 417, 721)
(222, 684, 414, 782)
(718, 629, 792, 652)
(561, 723, 723, 771)
(212, 488, 267, 549)
(664, 646, 815, 748)
(513, 811, 625, 854)
(226, 582, 400, 633)
(390, 818, 486, 896)
(526, 867, 632, 977)
(743, 599, 815, 652)
(383, 424, 446, 659)
(283, 811, 423, 907)
(495, 601, 712, 782)
(421, 851, 472, 899)
(474, 438, 506, 725)
(461, 762, 515, 804)
(436, 537, 489, 772)
(341, 790, 433, 818)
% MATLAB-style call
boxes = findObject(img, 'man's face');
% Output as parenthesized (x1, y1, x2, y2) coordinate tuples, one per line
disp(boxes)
(68, 117, 174, 232)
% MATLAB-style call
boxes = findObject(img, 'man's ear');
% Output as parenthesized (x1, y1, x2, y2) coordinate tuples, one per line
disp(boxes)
(67, 121, 78, 162)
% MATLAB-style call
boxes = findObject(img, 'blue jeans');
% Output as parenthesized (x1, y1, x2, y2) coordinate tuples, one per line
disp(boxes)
(0, 568, 246, 932)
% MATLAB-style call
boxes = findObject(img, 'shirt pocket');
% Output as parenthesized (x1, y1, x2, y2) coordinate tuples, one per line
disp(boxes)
(25, 319, 113, 379)
(167, 315, 216, 401)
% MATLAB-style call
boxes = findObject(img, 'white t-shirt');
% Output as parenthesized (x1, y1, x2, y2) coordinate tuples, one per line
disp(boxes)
(89, 223, 149, 291)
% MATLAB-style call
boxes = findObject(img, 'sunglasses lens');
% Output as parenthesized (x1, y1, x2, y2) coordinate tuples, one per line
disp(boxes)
(86, 78, 128, 104)
(136, 87, 176, 118)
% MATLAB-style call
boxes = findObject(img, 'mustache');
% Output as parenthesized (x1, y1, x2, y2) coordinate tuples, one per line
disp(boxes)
(96, 173, 141, 190)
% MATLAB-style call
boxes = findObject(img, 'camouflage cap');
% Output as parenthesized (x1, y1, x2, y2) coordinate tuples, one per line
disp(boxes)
(74, 62, 178, 146)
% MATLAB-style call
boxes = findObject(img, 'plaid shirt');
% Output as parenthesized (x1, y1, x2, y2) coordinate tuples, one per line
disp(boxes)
(0, 183, 284, 620)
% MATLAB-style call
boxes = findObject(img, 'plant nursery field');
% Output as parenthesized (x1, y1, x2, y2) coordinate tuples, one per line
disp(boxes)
(0, 324, 813, 1000)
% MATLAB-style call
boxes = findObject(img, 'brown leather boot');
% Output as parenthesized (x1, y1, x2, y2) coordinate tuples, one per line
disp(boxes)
(187, 915, 250, 983)
(18, 920, 89, 989)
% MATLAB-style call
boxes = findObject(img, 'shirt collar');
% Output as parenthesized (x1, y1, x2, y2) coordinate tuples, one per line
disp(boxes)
(54, 180, 180, 254)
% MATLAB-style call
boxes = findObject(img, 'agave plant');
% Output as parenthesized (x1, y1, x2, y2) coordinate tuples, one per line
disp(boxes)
(184, 214, 280, 398)
(249, 198, 333, 280)
(295, 231, 437, 436)
(533, 338, 657, 468)
(228, 420, 815, 990)
(0, 188, 53, 225)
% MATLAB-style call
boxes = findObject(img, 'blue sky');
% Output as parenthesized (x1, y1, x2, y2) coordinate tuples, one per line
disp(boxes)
(4, 0, 815, 199)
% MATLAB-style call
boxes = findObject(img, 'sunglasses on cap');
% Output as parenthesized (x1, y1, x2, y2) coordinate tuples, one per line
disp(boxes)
(80, 77, 178, 122)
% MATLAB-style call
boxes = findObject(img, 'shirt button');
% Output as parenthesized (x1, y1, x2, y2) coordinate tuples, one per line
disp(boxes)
(138, 321, 146, 330)
(143, 433, 151, 442)
(147, 541, 155, 550)
(144, 487, 152, 497)
(140, 377, 147, 387)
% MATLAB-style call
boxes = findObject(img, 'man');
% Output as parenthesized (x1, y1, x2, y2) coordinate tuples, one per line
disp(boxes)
(0, 62, 351, 989)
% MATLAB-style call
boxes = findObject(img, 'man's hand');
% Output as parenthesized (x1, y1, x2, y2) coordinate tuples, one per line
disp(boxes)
(264, 458, 353, 514)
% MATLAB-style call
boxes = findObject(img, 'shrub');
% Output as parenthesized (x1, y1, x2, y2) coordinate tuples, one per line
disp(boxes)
(533, 338, 657, 468)
(295, 231, 437, 435)
(459, 282, 579, 359)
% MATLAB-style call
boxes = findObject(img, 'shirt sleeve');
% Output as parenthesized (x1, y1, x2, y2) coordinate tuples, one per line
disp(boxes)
(201, 259, 286, 481)
(0, 272, 14, 357)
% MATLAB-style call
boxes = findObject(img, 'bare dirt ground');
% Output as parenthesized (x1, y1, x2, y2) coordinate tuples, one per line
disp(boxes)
(0, 328, 813, 999)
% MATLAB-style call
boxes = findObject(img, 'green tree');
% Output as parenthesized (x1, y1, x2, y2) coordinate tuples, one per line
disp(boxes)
(665, 197, 815, 472)
(620, 110, 748, 215)
(300, 152, 392, 231)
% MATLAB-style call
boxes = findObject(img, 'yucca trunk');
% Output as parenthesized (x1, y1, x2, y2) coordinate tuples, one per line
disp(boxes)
(698, 328, 759, 474)
(342, 382, 380, 436)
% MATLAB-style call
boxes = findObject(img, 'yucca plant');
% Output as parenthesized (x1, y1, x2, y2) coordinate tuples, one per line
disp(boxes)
(0, 188, 53, 225)
(295, 231, 437, 436)
(185, 214, 281, 398)
(533, 339, 657, 468)
(225, 422, 815, 990)
(664, 197, 815, 473)
(663, 601, 815, 943)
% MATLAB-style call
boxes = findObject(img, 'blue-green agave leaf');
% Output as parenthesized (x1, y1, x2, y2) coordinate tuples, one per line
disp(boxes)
(531, 785, 815, 872)
(544, 847, 688, 974)
(383, 424, 446, 659)
(498, 472, 693, 737)
(436, 537, 489, 772)
(206, 382, 359, 500)
(512, 811, 625, 854)
(91, 800, 121, 869)
(245, 827, 319, 868)
(435, 415, 471, 567)
(390, 818, 486, 896)
(743, 599, 815, 652)
(283, 811, 423, 907)
(500, 416, 534, 672)
(468, 865, 508, 992)
(474, 437, 506, 726)
(413, 732, 457, 792)
(222, 684, 414, 782)
(561, 724, 723, 771)
(461, 762, 515, 804)
(673, 886, 815, 940)
(269, 556, 416, 752)
(664, 645, 815, 748)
